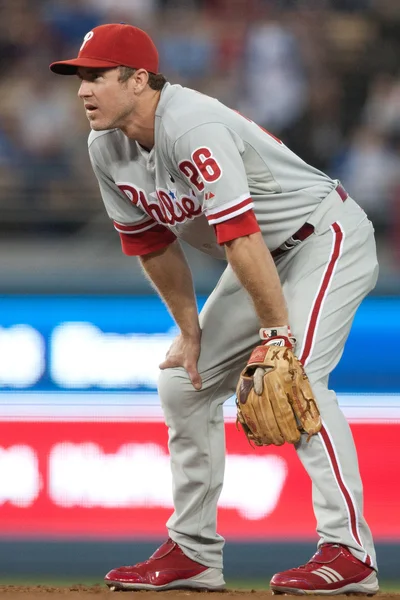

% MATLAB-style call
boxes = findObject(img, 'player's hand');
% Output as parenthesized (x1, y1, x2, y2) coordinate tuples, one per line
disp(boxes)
(159, 333, 202, 390)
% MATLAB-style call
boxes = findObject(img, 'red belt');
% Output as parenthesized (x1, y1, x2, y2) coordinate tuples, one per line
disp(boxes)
(271, 183, 348, 259)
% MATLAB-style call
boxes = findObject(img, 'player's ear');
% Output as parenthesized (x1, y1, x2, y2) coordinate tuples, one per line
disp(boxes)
(131, 68, 150, 93)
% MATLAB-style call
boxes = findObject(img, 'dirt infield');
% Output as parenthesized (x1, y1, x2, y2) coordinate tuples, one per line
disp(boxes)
(0, 587, 399, 600)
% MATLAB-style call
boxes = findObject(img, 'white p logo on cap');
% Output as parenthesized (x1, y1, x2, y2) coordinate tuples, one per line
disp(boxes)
(80, 31, 94, 51)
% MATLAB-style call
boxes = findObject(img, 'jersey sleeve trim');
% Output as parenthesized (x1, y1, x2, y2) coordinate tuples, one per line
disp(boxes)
(205, 192, 250, 216)
(214, 209, 260, 244)
(118, 224, 177, 256)
(206, 196, 254, 225)
(113, 218, 158, 235)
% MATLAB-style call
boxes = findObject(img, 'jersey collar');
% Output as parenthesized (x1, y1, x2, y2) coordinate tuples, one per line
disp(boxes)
(155, 82, 181, 120)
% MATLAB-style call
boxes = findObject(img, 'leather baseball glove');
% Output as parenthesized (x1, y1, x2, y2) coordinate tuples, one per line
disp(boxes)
(236, 327, 321, 446)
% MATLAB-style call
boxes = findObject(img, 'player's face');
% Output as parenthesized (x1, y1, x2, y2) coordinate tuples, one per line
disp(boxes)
(77, 67, 136, 131)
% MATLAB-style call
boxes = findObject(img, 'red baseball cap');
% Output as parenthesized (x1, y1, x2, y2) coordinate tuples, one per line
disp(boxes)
(50, 23, 159, 75)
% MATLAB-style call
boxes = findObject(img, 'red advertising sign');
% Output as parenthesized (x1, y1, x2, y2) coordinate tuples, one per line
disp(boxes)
(0, 420, 397, 540)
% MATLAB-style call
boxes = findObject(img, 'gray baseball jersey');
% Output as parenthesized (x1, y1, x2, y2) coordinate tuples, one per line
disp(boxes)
(88, 82, 378, 575)
(89, 82, 337, 257)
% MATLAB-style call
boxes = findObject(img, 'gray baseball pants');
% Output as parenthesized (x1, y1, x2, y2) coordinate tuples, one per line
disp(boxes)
(158, 191, 379, 570)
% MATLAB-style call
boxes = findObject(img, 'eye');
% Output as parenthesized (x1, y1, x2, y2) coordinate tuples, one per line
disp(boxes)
(85, 71, 103, 81)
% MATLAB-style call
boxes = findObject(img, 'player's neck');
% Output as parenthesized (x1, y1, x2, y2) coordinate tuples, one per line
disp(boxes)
(119, 89, 161, 148)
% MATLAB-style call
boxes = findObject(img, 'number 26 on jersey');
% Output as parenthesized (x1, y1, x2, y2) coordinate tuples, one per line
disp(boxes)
(178, 147, 222, 193)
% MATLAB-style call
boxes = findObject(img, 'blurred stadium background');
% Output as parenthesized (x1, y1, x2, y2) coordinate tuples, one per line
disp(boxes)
(0, 0, 399, 588)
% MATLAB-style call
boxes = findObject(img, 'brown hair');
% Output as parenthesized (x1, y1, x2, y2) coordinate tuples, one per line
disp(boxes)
(118, 66, 167, 90)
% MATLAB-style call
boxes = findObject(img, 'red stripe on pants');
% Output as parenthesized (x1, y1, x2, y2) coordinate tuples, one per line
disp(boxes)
(299, 222, 344, 367)
(297, 222, 372, 566)
(319, 426, 372, 566)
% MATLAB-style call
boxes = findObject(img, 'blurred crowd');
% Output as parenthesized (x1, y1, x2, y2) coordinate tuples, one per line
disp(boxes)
(0, 0, 400, 282)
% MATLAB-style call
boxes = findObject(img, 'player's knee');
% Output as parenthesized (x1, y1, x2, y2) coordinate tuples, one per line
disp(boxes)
(309, 378, 338, 415)
(158, 367, 191, 416)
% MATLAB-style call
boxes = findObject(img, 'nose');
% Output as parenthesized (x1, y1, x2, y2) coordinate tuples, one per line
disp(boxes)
(78, 80, 93, 98)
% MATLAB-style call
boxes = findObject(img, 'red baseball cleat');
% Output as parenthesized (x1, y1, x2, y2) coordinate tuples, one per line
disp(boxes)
(104, 538, 225, 591)
(270, 544, 379, 595)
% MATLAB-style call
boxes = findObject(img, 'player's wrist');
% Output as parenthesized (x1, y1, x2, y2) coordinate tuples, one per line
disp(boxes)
(259, 326, 296, 349)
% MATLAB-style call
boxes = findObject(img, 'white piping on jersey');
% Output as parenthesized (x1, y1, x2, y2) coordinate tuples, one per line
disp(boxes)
(114, 220, 157, 235)
(207, 201, 254, 225)
(204, 192, 251, 216)
(311, 566, 344, 584)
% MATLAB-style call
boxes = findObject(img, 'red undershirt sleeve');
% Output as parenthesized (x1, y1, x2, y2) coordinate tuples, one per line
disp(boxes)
(213, 209, 260, 245)
(119, 225, 177, 256)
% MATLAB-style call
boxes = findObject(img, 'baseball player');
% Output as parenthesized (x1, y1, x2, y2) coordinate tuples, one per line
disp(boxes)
(50, 23, 379, 595)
